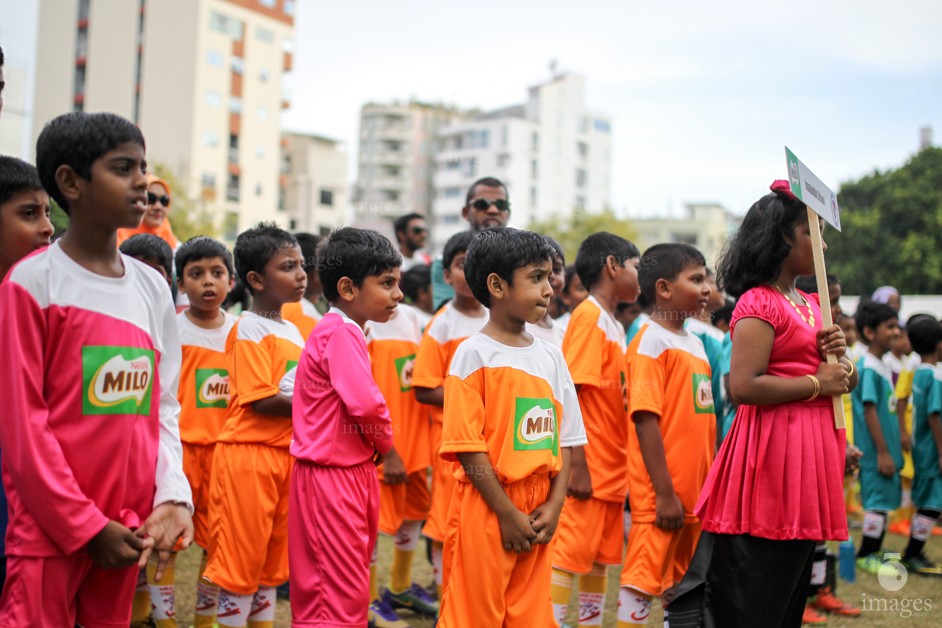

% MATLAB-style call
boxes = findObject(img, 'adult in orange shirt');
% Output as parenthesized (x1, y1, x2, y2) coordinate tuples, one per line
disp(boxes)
(618, 243, 716, 626)
(117, 173, 178, 250)
(551, 232, 640, 628)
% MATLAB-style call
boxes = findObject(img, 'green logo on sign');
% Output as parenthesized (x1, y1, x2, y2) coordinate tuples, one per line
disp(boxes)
(82, 346, 154, 416)
(513, 397, 558, 454)
(692, 373, 714, 414)
(394, 354, 416, 392)
(196, 368, 230, 409)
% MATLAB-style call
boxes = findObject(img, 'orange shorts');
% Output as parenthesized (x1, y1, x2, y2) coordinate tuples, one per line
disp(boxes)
(552, 497, 625, 573)
(620, 521, 701, 597)
(203, 442, 292, 595)
(439, 475, 553, 628)
(423, 421, 456, 543)
(379, 470, 431, 535)
(182, 441, 216, 549)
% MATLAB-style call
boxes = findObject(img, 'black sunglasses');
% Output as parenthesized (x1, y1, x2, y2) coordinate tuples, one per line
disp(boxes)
(410, 226, 428, 235)
(147, 192, 170, 207)
(470, 198, 510, 213)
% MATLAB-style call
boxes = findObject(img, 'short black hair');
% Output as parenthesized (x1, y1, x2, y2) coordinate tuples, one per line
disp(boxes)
(0, 156, 44, 207)
(638, 243, 706, 304)
(443, 230, 475, 270)
(393, 213, 425, 238)
(464, 227, 555, 308)
(795, 274, 840, 294)
(294, 232, 323, 271)
(401, 264, 431, 302)
(175, 236, 234, 278)
(36, 112, 145, 213)
(120, 233, 173, 278)
(233, 221, 298, 294)
(855, 302, 897, 339)
(907, 317, 942, 356)
(713, 300, 736, 326)
(543, 235, 565, 265)
(562, 264, 580, 294)
(574, 231, 640, 292)
(318, 227, 401, 302)
(465, 176, 507, 204)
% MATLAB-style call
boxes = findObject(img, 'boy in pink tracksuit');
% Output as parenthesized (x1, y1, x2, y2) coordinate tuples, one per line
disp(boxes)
(290, 227, 403, 625)
(0, 112, 193, 626)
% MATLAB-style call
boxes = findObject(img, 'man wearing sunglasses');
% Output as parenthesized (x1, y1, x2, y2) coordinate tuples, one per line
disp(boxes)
(431, 176, 510, 310)
(393, 212, 431, 271)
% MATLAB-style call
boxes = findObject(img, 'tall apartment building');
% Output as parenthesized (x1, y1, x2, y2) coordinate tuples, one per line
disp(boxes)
(23, 0, 295, 238)
(353, 101, 468, 237)
(430, 73, 612, 253)
(280, 131, 348, 236)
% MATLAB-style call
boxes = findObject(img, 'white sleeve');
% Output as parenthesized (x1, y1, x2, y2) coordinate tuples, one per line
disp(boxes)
(153, 289, 193, 510)
(557, 351, 588, 448)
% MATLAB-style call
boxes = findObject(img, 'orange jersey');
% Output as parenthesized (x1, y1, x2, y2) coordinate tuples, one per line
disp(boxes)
(366, 303, 430, 474)
(282, 297, 321, 341)
(412, 303, 487, 424)
(176, 311, 237, 445)
(216, 312, 304, 448)
(626, 322, 716, 523)
(562, 296, 629, 502)
(441, 334, 587, 484)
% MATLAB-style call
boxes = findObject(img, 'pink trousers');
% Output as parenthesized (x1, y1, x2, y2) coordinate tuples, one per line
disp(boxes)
(289, 460, 380, 627)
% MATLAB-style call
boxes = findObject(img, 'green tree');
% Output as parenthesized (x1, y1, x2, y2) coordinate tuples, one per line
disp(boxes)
(152, 164, 217, 242)
(828, 147, 942, 295)
(529, 207, 639, 263)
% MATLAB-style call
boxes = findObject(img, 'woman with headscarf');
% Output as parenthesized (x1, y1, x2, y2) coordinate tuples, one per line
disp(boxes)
(117, 173, 179, 250)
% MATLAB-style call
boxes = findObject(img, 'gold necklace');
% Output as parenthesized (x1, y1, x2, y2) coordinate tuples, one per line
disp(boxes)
(773, 284, 816, 327)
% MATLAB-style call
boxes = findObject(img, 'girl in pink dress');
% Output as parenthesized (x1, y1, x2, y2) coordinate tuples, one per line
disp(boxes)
(668, 182, 857, 627)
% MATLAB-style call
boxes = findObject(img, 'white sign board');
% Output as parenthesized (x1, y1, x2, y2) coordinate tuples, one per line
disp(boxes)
(785, 147, 841, 231)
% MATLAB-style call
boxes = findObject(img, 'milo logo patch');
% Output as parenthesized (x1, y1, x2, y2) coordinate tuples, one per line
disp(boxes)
(82, 346, 154, 416)
(395, 354, 416, 392)
(514, 397, 558, 454)
(888, 390, 897, 414)
(692, 373, 715, 414)
(196, 368, 229, 409)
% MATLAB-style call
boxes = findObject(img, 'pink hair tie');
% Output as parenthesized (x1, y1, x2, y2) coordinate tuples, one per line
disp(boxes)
(770, 179, 798, 201)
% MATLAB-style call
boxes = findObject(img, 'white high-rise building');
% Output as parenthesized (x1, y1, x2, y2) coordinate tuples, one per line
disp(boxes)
(353, 101, 468, 237)
(430, 73, 612, 252)
(280, 131, 348, 236)
(17, 0, 296, 239)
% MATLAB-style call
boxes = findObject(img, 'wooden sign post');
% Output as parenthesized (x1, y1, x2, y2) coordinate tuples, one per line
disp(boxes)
(785, 147, 845, 429)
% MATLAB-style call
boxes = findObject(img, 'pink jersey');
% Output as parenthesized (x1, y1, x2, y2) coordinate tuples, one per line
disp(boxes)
(0, 242, 192, 557)
(291, 308, 393, 466)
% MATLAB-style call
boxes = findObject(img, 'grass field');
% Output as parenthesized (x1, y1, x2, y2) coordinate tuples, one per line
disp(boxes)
(170, 517, 942, 627)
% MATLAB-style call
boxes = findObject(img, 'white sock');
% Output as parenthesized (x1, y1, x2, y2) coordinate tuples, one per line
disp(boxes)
(431, 543, 443, 588)
(911, 513, 937, 542)
(863, 511, 886, 539)
(249, 586, 276, 622)
(395, 519, 422, 552)
(216, 589, 253, 627)
(617, 587, 652, 625)
(194, 579, 220, 619)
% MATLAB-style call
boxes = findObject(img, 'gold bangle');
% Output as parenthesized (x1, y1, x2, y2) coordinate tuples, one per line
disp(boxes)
(805, 374, 820, 401)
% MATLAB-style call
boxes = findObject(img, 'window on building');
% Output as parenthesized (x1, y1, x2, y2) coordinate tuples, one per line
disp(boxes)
(576, 169, 586, 188)
(594, 119, 610, 133)
(531, 132, 539, 151)
(531, 159, 538, 179)
(278, 187, 286, 210)
(229, 97, 243, 114)
(259, 67, 270, 82)
(464, 159, 477, 179)
(208, 12, 243, 40)
(228, 134, 239, 164)
(231, 57, 244, 75)
(442, 215, 459, 225)
(501, 125, 508, 147)
(577, 141, 588, 158)
(76, 29, 88, 58)
(206, 50, 224, 67)
(284, 0, 296, 16)
(530, 187, 537, 207)
(260, 0, 276, 7)
(575, 195, 586, 210)
(671, 233, 698, 246)
(443, 187, 461, 198)
(320, 189, 334, 206)
(201, 173, 217, 198)
(223, 211, 239, 242)
(204, 90, 222, 107)
(202, 131, 220, 147)
(480, 129, 489, 149)
(256, 184, 263, 197)
(288, 218, 298, 230)
(256, 26, 275, 43)
(281, 153, 291, 175)
(74, 66, 86, 99)
(227, 174, 240, 201)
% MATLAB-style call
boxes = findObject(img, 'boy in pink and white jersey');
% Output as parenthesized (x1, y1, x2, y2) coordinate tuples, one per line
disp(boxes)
(290, 227, 402, 626)
(0, 112, 193, 626)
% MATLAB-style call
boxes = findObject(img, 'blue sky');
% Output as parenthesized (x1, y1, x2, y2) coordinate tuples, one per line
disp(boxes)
(282, 0, 942, 217)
